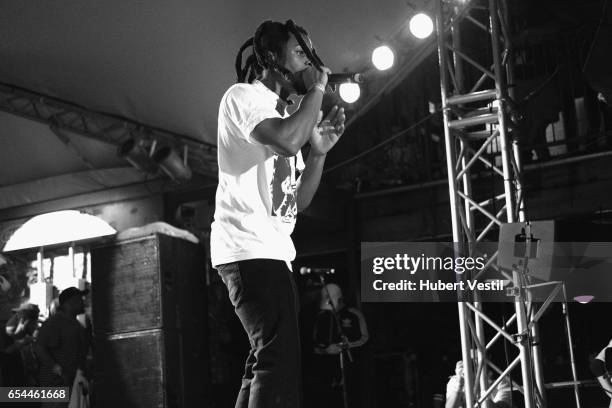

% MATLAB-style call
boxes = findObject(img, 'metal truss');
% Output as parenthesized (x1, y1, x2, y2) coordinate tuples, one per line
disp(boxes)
(434, 1, 580, 407)
(0, 82, 217, 177)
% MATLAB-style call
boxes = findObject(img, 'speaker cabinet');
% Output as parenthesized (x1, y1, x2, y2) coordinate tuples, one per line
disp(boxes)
(94, 329, 175, 407)
(91, 233, 209, 407)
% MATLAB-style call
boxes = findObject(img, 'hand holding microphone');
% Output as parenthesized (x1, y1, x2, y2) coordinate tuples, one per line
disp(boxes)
(300, 65, 330, 93)
(301, 67, 366, 93)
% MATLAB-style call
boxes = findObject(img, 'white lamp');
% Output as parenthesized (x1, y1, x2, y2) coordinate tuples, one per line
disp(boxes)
(409, 13, 434, 39)
(339, 83, 361, 103)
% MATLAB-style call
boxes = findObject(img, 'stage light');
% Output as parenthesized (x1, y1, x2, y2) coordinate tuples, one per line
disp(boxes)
(118, 138, 158, 173)
(409, 13, 434, 39)
(339, 83, 361, 103)
(153, 146, 193, 182)
(372, 45, 395, 71)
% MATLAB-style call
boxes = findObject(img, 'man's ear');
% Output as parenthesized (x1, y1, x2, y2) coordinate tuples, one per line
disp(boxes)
(266, 51, 276, 62)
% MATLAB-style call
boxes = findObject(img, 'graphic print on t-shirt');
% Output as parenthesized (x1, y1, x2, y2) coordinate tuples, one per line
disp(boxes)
(270, 155, 297, 223)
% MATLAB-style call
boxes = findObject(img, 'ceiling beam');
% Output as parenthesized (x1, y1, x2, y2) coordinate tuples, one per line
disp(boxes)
(0, 82, 218, 177)
(49, 126, 96, 170)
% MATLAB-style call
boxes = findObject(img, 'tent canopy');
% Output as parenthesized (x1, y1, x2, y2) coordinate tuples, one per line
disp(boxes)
(0, 0, 423, 201)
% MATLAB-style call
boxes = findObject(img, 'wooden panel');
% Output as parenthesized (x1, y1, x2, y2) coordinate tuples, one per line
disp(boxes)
(93, 329, 176, 408)
(91, 236, 166, 334)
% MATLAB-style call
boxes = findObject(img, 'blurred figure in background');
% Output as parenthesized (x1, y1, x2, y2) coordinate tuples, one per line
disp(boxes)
(309, 283, 368, 408)
(2, 303, 40, 388)
(314, 284, 369, 353)
(35, 287, 89, 408)
(445, 360, 513, 408)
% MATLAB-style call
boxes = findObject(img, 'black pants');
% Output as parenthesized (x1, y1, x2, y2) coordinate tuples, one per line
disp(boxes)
(217, 259, 302, 408)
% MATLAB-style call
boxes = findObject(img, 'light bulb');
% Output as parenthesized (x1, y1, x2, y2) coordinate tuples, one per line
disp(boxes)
(409, 13, 434, 39)
(339, 83, 361, 103)
(372, 45, 395, 71)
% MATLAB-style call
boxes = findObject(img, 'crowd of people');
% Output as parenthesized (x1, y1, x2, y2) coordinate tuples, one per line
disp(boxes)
(1, 283, 610, 408)
(0, 287, 90, 408)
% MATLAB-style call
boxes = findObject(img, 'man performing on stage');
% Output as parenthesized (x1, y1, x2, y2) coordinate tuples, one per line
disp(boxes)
(210, 20, 346, 408)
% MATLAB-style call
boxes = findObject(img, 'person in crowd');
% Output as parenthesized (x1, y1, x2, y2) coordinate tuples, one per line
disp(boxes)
(445, 360, 513, 408)
(314, 283, 369, 354)
(310, 283, 369, 408)
(35, 287, 89, 407)
(6, 303, 39, 339)
(4, 303, 40, 386)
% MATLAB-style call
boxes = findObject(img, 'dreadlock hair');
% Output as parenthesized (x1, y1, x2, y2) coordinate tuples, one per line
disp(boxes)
(235, 20, 309, 83)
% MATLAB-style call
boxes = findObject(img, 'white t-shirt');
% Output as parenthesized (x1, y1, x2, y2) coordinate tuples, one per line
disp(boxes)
(211, 80, 305, 267)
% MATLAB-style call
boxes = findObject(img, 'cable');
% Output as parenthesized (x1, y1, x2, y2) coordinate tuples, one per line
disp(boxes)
(582, 0, 610, 73)
(323, 111, 437, 175)
(521, 67, 560, 104)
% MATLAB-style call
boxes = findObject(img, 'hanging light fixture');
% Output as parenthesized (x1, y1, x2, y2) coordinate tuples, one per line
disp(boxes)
(339, 83, 361, 103)
(372, 45, 395, 71)
(153, 146, 192, 182)
(117, 138, 158, 174)
(409, 13, 434, 39)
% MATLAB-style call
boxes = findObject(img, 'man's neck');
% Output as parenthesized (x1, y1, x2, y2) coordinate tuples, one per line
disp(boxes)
(258, 70, 283, 95)
(258, 74, 290, 114)
(259, 71, 293, 103)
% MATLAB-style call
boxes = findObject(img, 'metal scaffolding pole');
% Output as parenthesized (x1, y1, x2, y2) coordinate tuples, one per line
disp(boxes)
(451, 5, 491, 406)
(435, 4, 476, 408)
(432, 0, 583, 407)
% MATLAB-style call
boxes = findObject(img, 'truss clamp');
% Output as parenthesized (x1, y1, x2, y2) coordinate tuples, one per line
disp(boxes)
(506, 286, 524, 298)
(512, 331, 530, 345)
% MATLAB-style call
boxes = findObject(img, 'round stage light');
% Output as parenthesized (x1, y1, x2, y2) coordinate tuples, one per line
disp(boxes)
(372, 45, 395, 71)
(339, 83, 361, 103)
(409, 13, 434, 39)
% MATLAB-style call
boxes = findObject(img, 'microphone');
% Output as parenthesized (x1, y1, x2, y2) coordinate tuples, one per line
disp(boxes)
(299, 266, 336, 275)
(327, 72, 366, 84)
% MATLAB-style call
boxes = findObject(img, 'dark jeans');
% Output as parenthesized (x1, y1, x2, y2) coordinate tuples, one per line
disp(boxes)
(217, 259, 302, 408)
